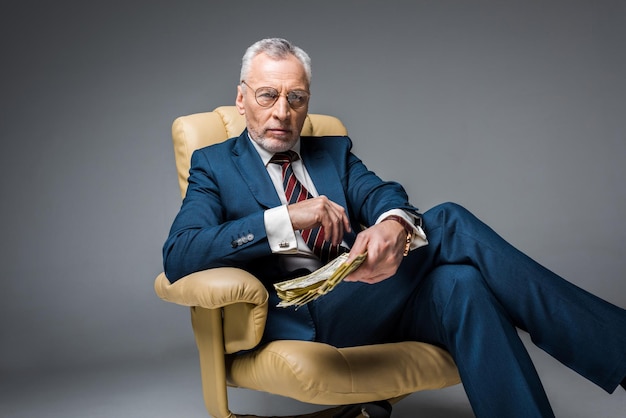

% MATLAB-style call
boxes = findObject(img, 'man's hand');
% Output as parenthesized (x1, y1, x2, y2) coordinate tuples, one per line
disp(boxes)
(287, 196, 351, 246)
(343, 220, 407, 284)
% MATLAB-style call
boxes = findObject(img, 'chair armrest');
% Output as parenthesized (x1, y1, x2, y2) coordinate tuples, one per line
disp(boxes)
(154, 267, 268, 308)
(154, 268, 269, 353)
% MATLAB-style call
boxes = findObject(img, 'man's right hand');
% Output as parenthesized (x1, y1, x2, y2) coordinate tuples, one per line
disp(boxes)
(287, 195, 351, 246)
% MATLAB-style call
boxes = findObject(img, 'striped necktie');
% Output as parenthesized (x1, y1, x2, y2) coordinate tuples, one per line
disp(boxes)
(270, 151, 344, 263)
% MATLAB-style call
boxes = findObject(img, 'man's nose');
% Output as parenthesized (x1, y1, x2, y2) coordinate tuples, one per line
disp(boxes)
(272, 95, 290, 119)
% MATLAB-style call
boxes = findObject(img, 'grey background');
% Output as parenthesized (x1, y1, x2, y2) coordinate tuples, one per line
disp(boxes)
(1, 0, 625, 416)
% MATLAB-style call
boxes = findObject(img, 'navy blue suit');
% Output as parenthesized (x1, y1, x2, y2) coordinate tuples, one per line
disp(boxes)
(164, 131, 626, 417)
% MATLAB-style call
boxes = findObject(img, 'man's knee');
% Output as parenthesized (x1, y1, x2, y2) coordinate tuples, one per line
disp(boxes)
(423, 201, 473, 229)
(422, 202, 496, 256)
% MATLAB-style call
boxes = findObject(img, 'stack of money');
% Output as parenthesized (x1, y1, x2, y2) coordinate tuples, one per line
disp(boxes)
(273, 252, 367, 308)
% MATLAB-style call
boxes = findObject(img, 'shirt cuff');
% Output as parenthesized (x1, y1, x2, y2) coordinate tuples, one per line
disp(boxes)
(376, 209, 428, 251)
(264, 205, 299, 253)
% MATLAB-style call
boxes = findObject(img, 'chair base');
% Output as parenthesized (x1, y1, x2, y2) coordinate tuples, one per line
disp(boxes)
(231, 396, 404, 418)
(234, 405, 344, 418)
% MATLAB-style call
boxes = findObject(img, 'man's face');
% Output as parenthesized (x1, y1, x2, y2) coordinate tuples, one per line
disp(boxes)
(236, 52, 309, 153)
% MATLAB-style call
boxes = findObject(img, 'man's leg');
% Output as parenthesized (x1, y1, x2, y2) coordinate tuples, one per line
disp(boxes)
(398, 264, 555, 418)
(412, 202, 626, 393)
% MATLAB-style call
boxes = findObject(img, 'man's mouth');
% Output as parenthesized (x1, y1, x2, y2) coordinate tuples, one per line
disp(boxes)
(267, 128, 292, 136)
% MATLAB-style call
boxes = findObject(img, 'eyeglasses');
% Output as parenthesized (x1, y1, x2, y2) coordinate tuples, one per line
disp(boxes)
(241, 80, 310, 109)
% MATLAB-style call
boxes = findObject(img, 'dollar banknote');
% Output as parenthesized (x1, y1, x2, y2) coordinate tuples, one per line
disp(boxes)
(273, 252, 367, 308)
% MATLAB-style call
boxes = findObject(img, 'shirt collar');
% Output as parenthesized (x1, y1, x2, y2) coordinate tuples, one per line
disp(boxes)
(247, 133, 302, 167)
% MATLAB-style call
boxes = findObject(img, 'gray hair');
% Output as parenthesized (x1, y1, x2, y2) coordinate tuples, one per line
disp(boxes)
(240, 38, 312, 85)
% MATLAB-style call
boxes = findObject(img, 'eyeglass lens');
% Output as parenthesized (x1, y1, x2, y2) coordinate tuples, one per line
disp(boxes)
(256, 87, 309, 108)
(243, 81, 309, 108)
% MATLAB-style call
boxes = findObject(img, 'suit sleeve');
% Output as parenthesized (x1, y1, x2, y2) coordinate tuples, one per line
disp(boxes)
(162, 149, 272, 282)
(340, 139, 421, 227)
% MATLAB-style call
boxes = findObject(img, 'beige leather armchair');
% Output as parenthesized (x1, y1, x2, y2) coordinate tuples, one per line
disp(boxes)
(154, 106, 460, 418)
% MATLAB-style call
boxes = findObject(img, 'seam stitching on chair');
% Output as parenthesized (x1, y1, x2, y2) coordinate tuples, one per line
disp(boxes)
(214, 107, 230, 137)
(336, 349, 356, 393)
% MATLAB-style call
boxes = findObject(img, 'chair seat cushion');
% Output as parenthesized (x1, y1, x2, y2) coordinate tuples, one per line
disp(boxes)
(227, 340, 460, 405)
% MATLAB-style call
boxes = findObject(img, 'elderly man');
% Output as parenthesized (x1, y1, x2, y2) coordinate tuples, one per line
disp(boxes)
(163, 38, 626, 418)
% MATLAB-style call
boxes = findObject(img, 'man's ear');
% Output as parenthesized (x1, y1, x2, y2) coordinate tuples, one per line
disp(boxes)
(235, 85, 245, 115)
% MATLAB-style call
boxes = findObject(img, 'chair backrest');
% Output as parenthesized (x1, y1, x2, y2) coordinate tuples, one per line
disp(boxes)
(171, 106, 349, 198)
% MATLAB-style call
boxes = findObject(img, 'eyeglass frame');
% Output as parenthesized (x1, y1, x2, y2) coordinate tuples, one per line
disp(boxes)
(240, 80, 310, 109)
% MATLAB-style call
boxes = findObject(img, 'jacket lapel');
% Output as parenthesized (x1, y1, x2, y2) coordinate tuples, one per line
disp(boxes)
(301, 142, 348, 210)
(231, 132, 282, 209)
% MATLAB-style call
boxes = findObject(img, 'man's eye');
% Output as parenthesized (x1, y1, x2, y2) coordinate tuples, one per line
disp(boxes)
(258, 90, 278, 99)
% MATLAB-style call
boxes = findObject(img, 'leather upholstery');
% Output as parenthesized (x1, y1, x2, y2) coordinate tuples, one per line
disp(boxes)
(227, 340, 459, 405)
(155, 267, 268, 354)
(154, 106, 460, 417)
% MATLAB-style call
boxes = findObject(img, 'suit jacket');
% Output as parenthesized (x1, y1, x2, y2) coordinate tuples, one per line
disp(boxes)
(163, 130, 419, 343)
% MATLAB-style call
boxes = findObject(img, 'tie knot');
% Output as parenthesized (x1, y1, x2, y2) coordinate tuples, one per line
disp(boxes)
(270, 150, 300, 165)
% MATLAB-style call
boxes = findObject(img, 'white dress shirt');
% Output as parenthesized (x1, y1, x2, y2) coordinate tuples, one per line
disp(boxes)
(249, 137, 427, 270)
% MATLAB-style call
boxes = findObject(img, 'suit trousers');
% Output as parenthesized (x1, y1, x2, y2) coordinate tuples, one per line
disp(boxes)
(308, 202, 626, 418)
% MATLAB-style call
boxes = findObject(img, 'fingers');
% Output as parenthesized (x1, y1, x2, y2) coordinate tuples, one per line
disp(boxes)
(323, 199, 351, 244)
(344, 223, 405, 283)
(345, 253, 400, 284)
(287, 196, 350, 245)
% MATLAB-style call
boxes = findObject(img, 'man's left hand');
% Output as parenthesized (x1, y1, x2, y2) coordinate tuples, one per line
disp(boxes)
(343, 220, 406, 284)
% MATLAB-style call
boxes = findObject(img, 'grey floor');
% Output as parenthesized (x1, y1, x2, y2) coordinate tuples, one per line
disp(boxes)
(1, 333, 624, 418)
